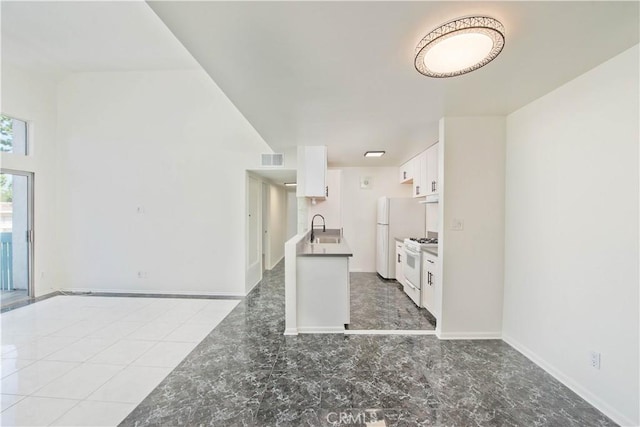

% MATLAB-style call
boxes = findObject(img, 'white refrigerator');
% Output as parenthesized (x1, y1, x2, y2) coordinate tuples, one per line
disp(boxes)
(376, 197, 425, 279)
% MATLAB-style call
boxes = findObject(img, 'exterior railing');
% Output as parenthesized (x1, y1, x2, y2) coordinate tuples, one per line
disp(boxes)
(1, 232, 13, 290)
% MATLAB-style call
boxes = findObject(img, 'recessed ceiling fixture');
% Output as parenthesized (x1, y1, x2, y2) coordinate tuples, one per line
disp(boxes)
(284, 182, 297, 187)
(415, 16, 505, 78)
(364, 151, 386, 158)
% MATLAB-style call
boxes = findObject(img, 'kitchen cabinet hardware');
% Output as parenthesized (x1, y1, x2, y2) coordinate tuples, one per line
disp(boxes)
(326, 186, 328, 197)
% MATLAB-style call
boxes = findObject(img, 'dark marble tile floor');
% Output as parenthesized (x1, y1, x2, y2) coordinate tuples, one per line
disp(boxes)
(120, 261, 617, 427)
(348, 273, 436, 330)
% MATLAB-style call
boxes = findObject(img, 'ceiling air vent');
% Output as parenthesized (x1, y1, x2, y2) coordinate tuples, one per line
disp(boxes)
(261, 153, 284, 168)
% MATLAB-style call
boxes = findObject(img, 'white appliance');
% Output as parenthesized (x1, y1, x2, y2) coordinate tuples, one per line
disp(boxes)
(376, 197, 425, 279)
(403, 237, 438, 306)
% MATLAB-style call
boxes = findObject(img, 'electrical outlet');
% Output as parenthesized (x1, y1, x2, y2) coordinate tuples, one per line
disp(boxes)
(451, 218, 464, 231)
(590, 351, 601, 369)
(137, 271, 148, 279)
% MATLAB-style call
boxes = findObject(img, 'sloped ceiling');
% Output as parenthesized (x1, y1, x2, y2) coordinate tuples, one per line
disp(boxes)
(148, 1, 639, 166)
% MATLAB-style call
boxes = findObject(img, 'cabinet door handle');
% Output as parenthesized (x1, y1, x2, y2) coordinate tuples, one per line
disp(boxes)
(325, 186, 328, 197)
(416, 186, 420, 195)
(403, 171, 406, 179)
(427, 259, 434, 264)
(398, 254, 401, 263)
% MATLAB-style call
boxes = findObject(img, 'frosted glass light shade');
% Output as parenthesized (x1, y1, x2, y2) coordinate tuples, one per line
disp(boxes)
(415, 16, 505, 78)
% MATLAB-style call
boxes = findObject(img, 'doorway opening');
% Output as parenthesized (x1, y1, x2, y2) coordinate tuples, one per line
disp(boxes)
(245, 169, 296, 294)
(0, 170, 33, 308)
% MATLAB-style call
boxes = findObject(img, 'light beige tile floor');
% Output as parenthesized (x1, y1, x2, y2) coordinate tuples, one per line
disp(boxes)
(0, 295, 239, 426)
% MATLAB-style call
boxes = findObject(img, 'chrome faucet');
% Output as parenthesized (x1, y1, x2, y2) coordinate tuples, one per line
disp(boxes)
(310, 214, 326, 242)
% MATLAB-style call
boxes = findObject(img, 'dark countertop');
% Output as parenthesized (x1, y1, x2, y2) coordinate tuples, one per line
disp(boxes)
(422, 247, 438, 257)
(298, 239, 353, 257)
(297, 229, 353, 257)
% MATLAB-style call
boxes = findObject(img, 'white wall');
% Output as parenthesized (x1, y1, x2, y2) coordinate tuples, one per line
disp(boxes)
(56, 69, 272, 296)
(340, 167, 413, 272)
(0, 64, 60, 297)
(438, 116, 506, 338)
(268, 182, 286, 269)
(503, 45, 639, 426)
(286, 189, 297, 240)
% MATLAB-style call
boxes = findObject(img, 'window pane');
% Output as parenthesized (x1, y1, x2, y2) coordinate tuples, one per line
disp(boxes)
(0, 115, 27, 155)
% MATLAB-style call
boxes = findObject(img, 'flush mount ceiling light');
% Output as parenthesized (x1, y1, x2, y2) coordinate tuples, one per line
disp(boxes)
(284, 182, 297, 187)
(364, 151, 386, 158)
(414, 16, 505, 78)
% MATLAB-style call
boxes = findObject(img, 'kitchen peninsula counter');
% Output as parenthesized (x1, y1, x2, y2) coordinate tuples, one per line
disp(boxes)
(285, 230, 352, 335)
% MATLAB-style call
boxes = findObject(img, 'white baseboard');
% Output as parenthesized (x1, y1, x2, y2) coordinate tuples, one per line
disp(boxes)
(34, 289, 61, 299)
(59, 288, 245, 298)
(437, 331, 502, 340)
(297, 326, 345, 334)
(345, 329, 436, 335)
(503, 334, 636, 427)
(245, 277, 261, 295)
(283, 328, 298, 336)
(267, 255, 284, 271)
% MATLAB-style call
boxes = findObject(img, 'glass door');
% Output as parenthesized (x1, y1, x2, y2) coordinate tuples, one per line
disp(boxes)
(0, 170, 33, 307)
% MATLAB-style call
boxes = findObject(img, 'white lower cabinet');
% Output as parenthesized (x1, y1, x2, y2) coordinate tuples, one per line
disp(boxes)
(395, 242, 405, 288)
(422, 252, 438, 317)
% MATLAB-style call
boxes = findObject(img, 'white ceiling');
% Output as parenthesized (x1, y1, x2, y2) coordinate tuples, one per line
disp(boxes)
(1, 1, 198, 74)
(2, 2, 638, 167)
(249, 169, 297, 187)
(148, 1, 639, 166)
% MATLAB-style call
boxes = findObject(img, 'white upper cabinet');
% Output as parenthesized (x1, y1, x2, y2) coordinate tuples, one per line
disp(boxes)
(426, 143, 439, 196)
(413, 151, 428, 198)
(308, 169, 342, 229)
(400, 142, 439, 199)
(297, 146, 327, 198)
(399, 160, 414, 183)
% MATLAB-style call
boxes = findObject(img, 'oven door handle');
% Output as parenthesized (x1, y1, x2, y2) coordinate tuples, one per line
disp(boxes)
(405, 280, 419, 291)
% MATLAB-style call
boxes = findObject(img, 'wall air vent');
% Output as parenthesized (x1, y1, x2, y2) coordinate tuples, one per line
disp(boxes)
(261, 153, 284, 167)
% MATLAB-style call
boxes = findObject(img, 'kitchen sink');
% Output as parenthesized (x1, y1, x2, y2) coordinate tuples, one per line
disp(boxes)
(312, 236, 341, 244)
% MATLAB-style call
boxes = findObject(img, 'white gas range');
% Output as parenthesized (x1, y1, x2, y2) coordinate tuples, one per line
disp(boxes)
(402, 237, 438, 306)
